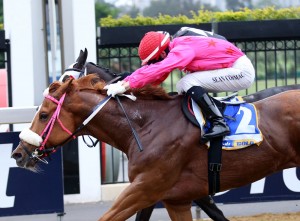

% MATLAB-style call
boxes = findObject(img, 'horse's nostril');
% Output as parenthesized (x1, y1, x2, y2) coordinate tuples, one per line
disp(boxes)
(12, 152, 22, 160)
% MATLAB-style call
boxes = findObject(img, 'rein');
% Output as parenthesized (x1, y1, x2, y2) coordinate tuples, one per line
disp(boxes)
(21, 62, 140, 163)
(115, 96, 143, 152)
(49, 94, 112, 151)
(62, 64, 125, 147)
(21, 92, 112, 164)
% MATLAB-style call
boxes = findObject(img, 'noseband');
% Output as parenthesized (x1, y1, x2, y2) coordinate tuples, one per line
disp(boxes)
(19, 61, 122, 164)
(19, 93, 76, 164)
(19, 92, 112, 164)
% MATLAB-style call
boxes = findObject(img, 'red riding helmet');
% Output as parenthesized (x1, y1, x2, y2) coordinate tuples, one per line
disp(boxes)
(138, 31, 170, 65)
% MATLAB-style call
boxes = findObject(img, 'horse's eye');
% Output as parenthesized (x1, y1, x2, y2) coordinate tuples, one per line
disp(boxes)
(40, 112, 48, 121)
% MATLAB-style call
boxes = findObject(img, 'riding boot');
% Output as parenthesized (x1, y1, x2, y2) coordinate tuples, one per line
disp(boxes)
(187, 86, 230, 139)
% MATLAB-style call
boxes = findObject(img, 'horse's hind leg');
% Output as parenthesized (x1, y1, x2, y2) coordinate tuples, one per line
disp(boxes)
(194, 196, 229, 221)
(98, 182, 161, 221)
(163, 201, 193, 221)
(135, 204, 155, 221)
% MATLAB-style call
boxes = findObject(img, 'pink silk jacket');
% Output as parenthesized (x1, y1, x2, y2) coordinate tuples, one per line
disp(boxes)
(125, 36, 244, 88)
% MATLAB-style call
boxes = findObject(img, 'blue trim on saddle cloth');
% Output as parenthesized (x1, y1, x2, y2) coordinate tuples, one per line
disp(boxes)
(192, 97, 263, 150)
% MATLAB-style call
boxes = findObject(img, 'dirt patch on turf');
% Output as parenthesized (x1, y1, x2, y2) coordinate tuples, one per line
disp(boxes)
(227, 212, 300, 221)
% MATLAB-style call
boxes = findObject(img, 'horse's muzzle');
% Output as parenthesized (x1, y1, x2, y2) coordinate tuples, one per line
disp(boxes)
(11, 150, 27, 168)
(11, 145, 37, 169)
(11, 151, 23, 164)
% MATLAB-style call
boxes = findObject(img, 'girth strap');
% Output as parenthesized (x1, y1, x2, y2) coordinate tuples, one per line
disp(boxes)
(208, 137, 223, 195)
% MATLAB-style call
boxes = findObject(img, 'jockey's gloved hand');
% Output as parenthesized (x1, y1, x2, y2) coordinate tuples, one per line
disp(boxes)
(104, 81, 127, 97)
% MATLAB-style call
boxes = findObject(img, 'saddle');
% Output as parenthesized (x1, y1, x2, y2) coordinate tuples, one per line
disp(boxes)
(181, 92, 262, 195)
(181, 93, 262, 150)
(182, 92, 241, 128)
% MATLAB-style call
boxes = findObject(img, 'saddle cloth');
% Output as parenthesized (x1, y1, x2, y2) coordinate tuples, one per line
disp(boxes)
(192, 97, 263, 150)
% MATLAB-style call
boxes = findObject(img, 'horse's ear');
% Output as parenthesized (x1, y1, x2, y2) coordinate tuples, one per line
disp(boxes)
(48, 81, 62, 94)
(48, 78, 74, 97)
(75, 48, 88, 68)
(84, 48, 88, 59)
(76, 50, 83, 63)
(65, 78, 74, 94)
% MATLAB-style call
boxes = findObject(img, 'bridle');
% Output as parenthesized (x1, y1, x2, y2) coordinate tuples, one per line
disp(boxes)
(20, 90, 112, 164)
(19, 61, 138, 164)
(61, 62, 120, 147)
(37, 93, 76, 157)
(60, 63, 141, 150)
(19, 93, 76, 164)
(41, 93, 76, 144)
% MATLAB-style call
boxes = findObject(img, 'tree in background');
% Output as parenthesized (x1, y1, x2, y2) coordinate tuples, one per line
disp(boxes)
(97, 0, 290, 25)
(226, 0, 253, 11)
(225, 0, 285, 10)
(143, 0, 220, 17)
(254, 0, 280, 9)
(118, 5, 140, 18)
(0, 0, 3, 23)
(95, 0, 120, 25)
(126, 6, 140, 18)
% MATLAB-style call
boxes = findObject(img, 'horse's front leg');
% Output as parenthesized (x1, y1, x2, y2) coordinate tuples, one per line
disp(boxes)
(163, 201, 193, 221)
(98, 182, 161, 221)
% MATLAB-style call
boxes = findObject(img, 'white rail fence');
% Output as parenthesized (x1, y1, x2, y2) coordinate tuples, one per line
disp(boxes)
(0, 107, 37, 132)
(0, 107, 37, 125)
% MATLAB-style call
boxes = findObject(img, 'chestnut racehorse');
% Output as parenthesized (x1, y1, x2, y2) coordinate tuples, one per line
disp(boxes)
(11, 70, 300, 221)
(65, 49, 229, 221)
(67, 49, 300, 221)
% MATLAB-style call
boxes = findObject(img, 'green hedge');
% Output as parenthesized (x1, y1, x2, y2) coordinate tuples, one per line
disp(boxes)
(100, 6, 300, 27)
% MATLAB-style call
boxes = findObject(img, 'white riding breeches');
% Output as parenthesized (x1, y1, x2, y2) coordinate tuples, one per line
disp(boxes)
(176, 55, 255, 94)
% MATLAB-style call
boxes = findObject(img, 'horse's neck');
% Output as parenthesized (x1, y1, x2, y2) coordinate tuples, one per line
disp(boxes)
(83, 98, 138, 153)
(88, 96, 181, 155)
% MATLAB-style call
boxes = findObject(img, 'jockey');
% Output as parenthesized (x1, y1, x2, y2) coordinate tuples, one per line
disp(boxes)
(105, 31, 255, 139)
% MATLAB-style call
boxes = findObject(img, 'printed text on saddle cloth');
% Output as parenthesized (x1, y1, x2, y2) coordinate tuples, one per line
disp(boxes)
(193, 98, 263, 149)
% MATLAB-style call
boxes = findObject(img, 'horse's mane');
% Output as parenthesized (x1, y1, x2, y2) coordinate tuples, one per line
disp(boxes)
(48, 74, 173, 100)
(76, 74, 106, 94)
(79, 74, 173, 100)
(130, 85, 173, 100)
(85, 63, 173, 100)
(48, 74, 106, 97)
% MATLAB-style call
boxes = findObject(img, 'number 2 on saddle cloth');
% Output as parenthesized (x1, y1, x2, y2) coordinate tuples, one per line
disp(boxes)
(183, 95, 263, 150)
